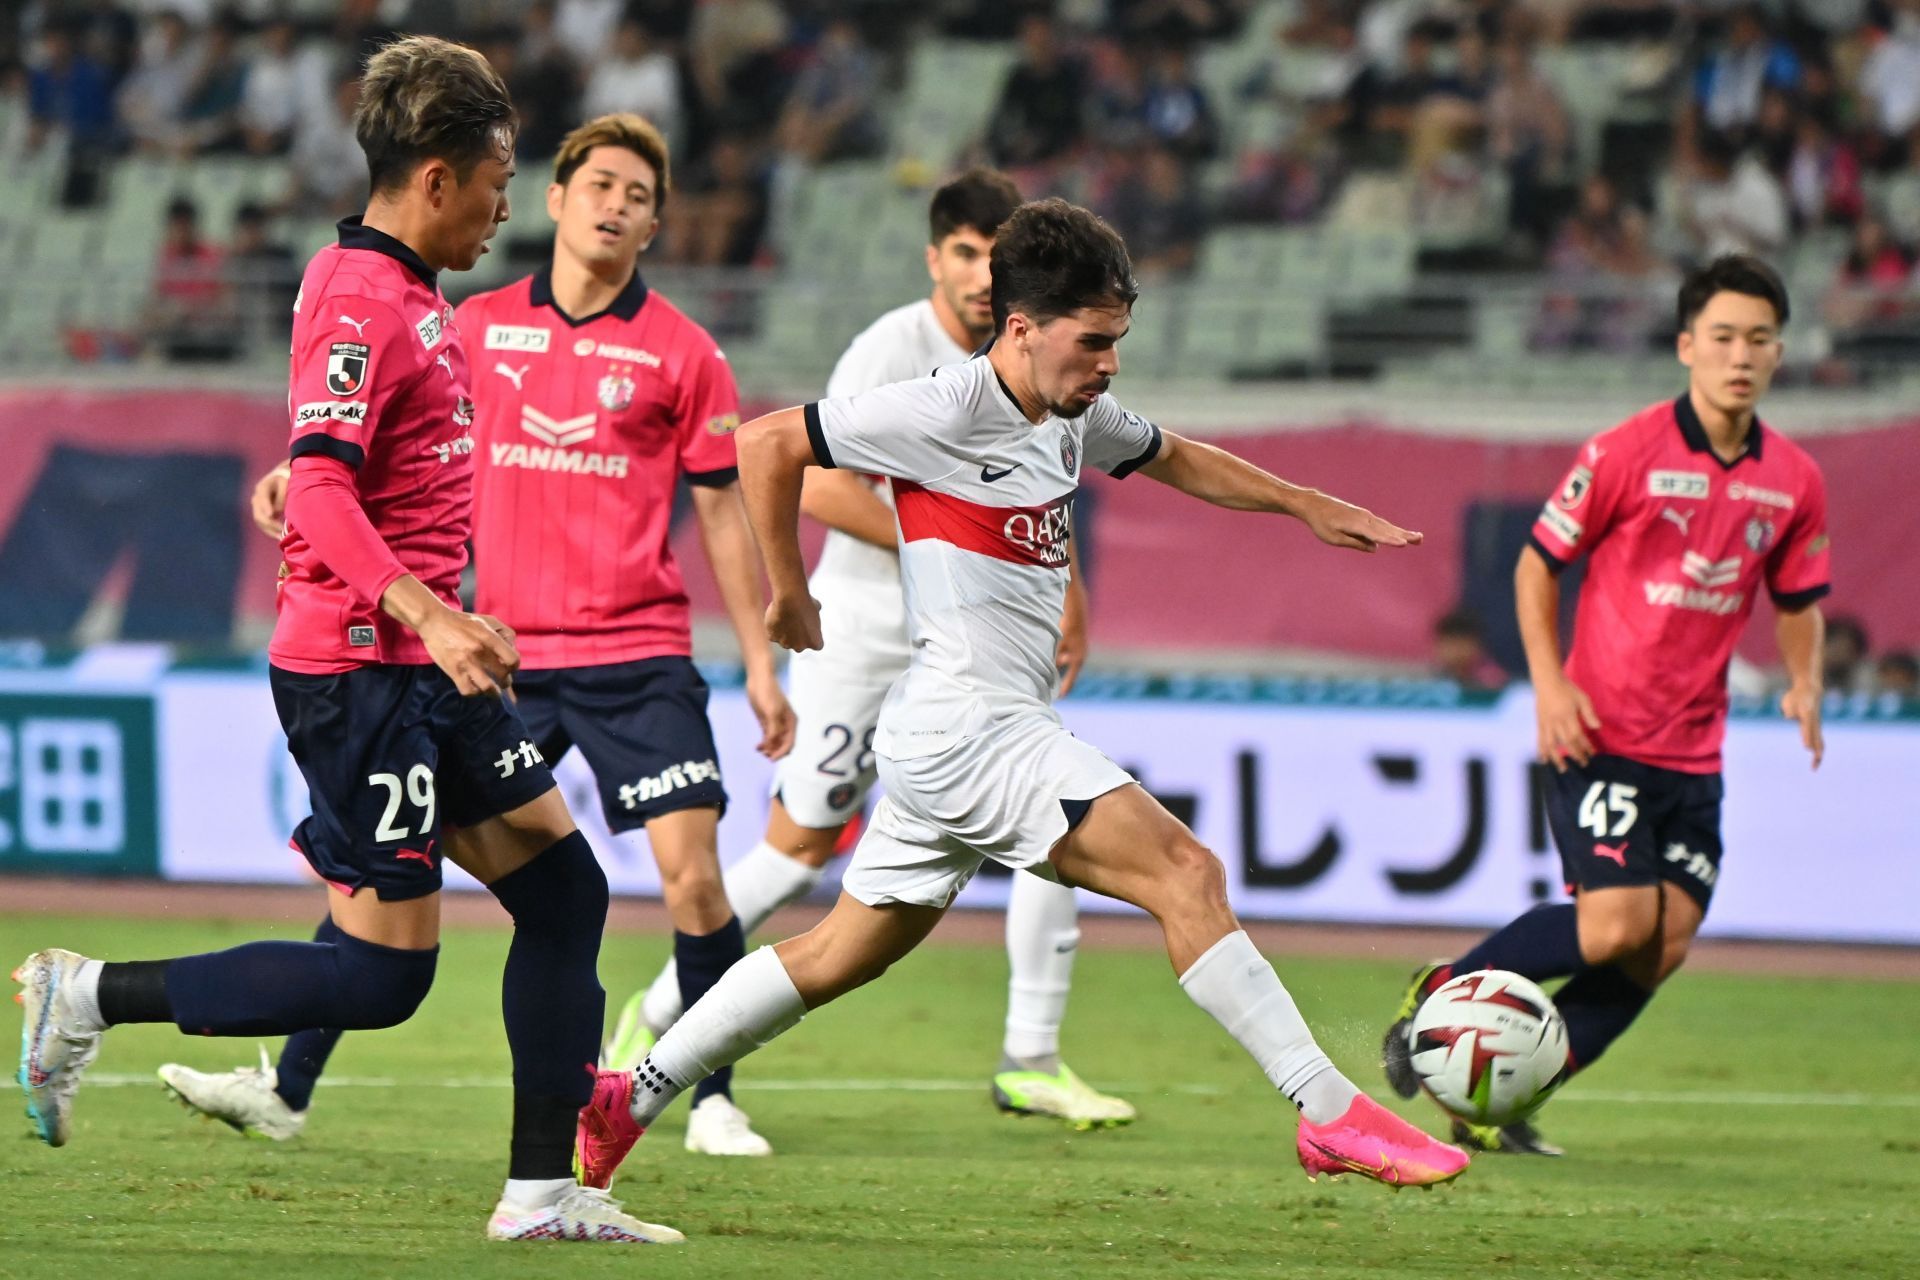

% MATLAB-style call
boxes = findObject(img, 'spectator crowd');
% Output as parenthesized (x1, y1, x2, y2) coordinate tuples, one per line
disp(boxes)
(5, 0, 1920, 358)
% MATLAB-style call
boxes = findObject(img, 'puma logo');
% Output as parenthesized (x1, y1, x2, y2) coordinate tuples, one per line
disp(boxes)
(1661, 507, 1693, 536)
(435, 352, 454, 378)
(337, 314, 371, 336)
(1592, 841, 1628, 867)
(494, 361, 529, 390)
(395, 843, 437, 867)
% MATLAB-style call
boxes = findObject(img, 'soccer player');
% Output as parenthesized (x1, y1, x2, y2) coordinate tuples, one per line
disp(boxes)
(14, 38, 678, 1243)
(571, 199, 1472, 1205)
(1380, 255, 1830, 1156)
(162, 113, 795, 1158)
(604, 168, 1136, 1130)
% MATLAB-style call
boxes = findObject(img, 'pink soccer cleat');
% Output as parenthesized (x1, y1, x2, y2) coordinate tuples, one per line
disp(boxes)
(574, 1067, 645, 1190)
(1296, 1094, 1471, 1188)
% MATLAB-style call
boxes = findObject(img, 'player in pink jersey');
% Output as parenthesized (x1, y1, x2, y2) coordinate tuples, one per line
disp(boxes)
(14, 39, 679, 1244)
(571, 201, 1470, 1212)
(1382, 256, 1831, 1157)
(195, 114, 792, 1160)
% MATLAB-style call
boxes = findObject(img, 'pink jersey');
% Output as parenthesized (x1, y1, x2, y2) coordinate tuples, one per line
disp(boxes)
(455, 270, 741, 669)
(1529, 395, 1831, 772)
(270, 219, 474, 674)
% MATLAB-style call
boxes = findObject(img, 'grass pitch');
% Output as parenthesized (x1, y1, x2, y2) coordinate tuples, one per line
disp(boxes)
(2, 912, 1915, 1279)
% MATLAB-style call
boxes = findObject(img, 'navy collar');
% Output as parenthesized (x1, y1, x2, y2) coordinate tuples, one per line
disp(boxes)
(1674, 393, 1763, 469)
(529, 268, 648, 327)
(336, 217, 437, 289)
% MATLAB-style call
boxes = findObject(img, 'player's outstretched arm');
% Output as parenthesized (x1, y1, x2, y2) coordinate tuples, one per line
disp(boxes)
(1775, 603, 1825, 770)
(691, 480, 797, 758)
(1137, 430, 1421, 552)
(736, 407, 824, 652)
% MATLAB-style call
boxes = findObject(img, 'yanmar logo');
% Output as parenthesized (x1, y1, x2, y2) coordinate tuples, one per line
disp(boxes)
(428, 433, 474, 464)
(1680, 550, 1741, 588)
(1644, 581, 1744, 615)
(488, 404, 629, 477)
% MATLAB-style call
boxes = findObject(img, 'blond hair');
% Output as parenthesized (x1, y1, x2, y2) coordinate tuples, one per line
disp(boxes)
(355, 36, 515, 194)
(552, 113, 672, 210)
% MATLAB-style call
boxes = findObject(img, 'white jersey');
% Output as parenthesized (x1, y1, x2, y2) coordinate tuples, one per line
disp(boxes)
(810, 298, 972, 592)
(806, 354, 1161, 761)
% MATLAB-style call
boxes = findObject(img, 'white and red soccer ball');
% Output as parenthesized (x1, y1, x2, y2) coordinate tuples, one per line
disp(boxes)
(1409, 970, 1570, 1126)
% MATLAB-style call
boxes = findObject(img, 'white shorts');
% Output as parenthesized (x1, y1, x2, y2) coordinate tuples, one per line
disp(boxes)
(842, 710, 1134, 909)
(772, 575, 908, 829)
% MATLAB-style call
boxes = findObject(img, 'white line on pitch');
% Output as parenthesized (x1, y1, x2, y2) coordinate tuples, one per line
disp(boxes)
(86, 1074, 1920, 1106)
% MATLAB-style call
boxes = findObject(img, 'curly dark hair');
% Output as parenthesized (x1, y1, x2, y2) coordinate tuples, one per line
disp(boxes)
(989, 198, 1139, 333)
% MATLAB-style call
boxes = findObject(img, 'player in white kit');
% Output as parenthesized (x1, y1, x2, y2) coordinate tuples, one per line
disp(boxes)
(605, 171, 1133, 1128)
(572, 201, 1469, 1217)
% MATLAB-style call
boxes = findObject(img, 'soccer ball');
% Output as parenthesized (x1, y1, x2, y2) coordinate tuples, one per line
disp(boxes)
(1408, 970, 1569, 1126)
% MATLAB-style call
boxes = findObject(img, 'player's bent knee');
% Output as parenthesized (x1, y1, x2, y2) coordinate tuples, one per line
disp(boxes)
(1579, 914, 1658, 967)
(496, 830, 609, 935)
(332, 932, 438, 1029)
(1164, 838, 1229, 908)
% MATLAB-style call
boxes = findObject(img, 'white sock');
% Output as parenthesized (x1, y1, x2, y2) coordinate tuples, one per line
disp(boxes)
(1001, 873, 1079, 1068)
(1177, 930, 1358, 1125)
(70, 959, 106, 1033)
(630, 946, 805, 1129)
(500, 1177, 573, 1211)
(640, 843, 823, 1034)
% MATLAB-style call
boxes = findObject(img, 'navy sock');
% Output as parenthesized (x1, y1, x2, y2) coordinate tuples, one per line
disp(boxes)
(97, 960, 172, 1026)
(1449, 904, 1584, 986)
(675, 916, 745, 1104)
(274, 916, 348, 1112)
(488, 830, 608, 1180)
(162, 930, 436, 1036)
(1554, 965, 1654, 1071)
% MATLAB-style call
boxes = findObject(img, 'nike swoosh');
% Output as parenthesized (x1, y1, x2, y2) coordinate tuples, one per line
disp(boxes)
(981, 463, 1021, 482)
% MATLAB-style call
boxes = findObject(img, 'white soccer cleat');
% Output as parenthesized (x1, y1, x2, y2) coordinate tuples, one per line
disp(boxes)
(485, 1185, 686, 1244)
(13, 948, 104, 1147)
(991, 1062, 1138, 1131)
(683, 1093, 773, 1157)
(158, 1045, 307, 1141)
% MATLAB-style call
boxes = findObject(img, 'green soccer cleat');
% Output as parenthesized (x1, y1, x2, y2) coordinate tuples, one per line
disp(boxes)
(599, 989, 657, 1073)
(1382, 960, 1450, 1100)
(1450, 1117, 1564, 1157)
(991, 1063, 1136, 1131)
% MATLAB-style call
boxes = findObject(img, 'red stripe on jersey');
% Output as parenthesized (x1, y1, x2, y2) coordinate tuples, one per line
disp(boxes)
(893, 480, 1071, 568)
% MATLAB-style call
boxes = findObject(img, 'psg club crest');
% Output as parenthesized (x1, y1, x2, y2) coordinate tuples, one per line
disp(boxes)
(326, 341, 368, 395)
(1745, 516, 1776, 553)
(597, 371, 636, 412)
(1060, 431, 1079, 478)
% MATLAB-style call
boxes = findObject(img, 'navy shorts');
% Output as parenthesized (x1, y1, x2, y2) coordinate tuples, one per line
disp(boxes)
(513, 656, 726, 832)
(1545, 753, 1724, 912)
(271, 664, 557, 902)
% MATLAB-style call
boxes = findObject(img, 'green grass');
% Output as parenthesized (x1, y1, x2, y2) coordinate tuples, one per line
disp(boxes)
(2, 914, 1916, 1279)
